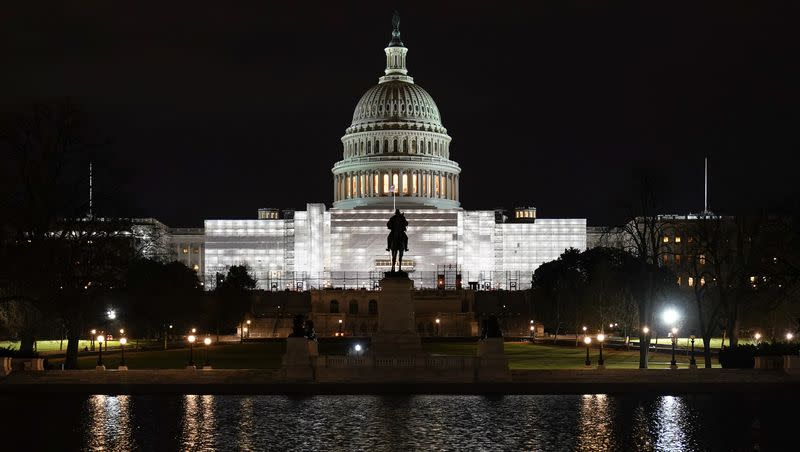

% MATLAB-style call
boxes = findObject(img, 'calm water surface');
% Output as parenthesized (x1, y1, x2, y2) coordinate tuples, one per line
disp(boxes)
(0, 394, 793, 451)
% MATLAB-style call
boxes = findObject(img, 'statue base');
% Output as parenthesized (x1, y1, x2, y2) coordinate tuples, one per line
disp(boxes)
(370, 273, 424, 357)
(476, 337, 511, 382)
(281, 337, 314, 381)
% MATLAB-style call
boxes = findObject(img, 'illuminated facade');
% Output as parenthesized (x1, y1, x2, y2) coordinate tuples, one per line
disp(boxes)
(202, 19, 586, 290)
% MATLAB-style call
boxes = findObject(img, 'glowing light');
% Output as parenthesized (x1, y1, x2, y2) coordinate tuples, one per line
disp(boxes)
(204, 337, 211, 346)
(597, 333, 605, 342)
(97, 335, 105, 343)
(191, 328, 197, 333)
(354, 344, 362, 352)
(662, 308, 679, 325)
(787, 333, 794, 341)
(90, 329, 97, 335)
(584, 336, 592, 345)
(119, 328, 125, 335)
(642, 326, 650, 334)
(188, 335, 196, 343)
(435, 318, 440, 324)
(119, 337, 127, 346)
(754, 333, 762, 341)
(582, 326, 587, 332)
(107, 310, 116, 320)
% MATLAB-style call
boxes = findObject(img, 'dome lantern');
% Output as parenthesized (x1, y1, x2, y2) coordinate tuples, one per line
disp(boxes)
(380, 12, 413, 84)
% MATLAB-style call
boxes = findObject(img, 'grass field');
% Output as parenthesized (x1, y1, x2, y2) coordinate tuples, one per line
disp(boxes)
(42, 340, 718, 370)
(0, 339, 160, 354)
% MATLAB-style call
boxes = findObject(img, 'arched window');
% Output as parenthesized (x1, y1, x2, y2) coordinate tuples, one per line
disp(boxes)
(403, 138, 408, 153)
(349, 300, 359, 315)
(367, 141, 372, 154)
(393, 138, 398, 153)
(368, 299, 378, 315)
(330, 300, 339, 313)
(384, 139, 389, 153)
(411, 139, 416, 153)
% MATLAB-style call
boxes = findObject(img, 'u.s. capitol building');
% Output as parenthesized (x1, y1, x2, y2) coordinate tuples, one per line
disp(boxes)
(191, 22, 586, 291)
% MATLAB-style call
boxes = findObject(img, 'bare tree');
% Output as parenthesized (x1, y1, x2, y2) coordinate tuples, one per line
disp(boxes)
(620, 177, 672, 368)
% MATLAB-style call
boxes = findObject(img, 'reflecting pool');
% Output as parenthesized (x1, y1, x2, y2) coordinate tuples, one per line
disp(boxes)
(0, 394, 794, 451)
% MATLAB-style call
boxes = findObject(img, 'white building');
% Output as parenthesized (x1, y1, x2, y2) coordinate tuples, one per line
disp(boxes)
(203, 19, 586, 291)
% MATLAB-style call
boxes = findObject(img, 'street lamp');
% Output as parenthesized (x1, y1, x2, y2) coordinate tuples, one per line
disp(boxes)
(662, 308, 679, 326)
(787, 332, 794, 341)
(119, 328, 125, 335)
(203, 337, 212, 369)
(689, 334, 697, 369)
(670, 327, 678, 369)
(529, 325, 535, 338)
(119, 337, 128, 370)
(754, 332, 762, 344)
(90, 329, 97, 351)
(435, 318, 441, 336)
(96, 335, 105, 370)
(187, 334, 196, 369)
(107, 309, 116, 320)
(597, 333, 605, 369)
(584, 336, 592, 367)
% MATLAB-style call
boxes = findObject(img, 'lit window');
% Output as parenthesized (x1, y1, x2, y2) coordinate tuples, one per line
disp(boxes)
(699, 254, 706, 265)
(700, 277, 706, 286)
(392, 173, 399, 192)
(193, 248, 199, 254)
(182, 248, 189, 255)
(675, 254, 681, 264)
(675, 236, 682, 243)
(750, 276, 756, 283)
(402, 174, 408, 194)
(662, 254, 670, 264)
(412, 174, 417, 194)
(688, 277, 695, 287)
(383, 174, 389, 193)
(662, 236, 669, 243)
(192, 264, 199, 272)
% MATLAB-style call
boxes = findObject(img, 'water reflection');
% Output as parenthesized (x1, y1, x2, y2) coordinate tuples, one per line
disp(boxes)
(181, 394, 218, 450)
(577, 394, 613, 451)
(85, 395, 133, 451)
(3, 393, 792, 451)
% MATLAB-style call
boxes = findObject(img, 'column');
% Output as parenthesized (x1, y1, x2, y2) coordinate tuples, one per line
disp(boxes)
(455, 175, 459, 201)
(399, 170, 405, 196)
(357, 171, 362, 198)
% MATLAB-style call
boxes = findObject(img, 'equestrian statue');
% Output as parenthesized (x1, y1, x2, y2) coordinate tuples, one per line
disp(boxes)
(386, 209, 409, 273)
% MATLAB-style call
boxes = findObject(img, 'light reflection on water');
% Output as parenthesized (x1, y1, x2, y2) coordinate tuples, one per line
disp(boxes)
(1, 393, 792, 451)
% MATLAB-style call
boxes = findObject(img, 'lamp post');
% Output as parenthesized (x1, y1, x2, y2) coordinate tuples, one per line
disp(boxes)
(187, 334, 196, 369)
(754, 332, 762, 345)
(119, 337, 128, 371)
(96, 335, 105, 370)
(597, 333, 605, 369)
(246, 319, 252, 338)
(670, 327, 678, 369)
(338, 318, 343, 336)
(203, 337, 212, 369)
(435, 318, 441, 337)
(529, 325, 535, 339)
(90, 329, 97, 351)
(689, 335, 697, 369)
(786, 332, 794, 342)
(584, 336, 592, 367)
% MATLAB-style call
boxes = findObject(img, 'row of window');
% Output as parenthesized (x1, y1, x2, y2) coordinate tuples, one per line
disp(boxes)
(329, 299, 378, 315)
(662, 254, 706, 265)
(344, 137, 448, 158)
(662, 235, 696, 244)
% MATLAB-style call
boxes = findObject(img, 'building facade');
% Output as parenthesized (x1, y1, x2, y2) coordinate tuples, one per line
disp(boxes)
(198, 20, 586, 291)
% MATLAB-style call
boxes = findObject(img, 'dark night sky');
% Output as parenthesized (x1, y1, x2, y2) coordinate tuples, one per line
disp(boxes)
(3, 1, 799, 226)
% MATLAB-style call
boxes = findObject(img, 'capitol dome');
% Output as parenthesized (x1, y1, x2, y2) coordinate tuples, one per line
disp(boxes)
(332, 15, 460, 210)
(348, 81, 445, 134)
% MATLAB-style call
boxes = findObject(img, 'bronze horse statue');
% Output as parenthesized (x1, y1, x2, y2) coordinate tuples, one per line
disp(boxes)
(386, 209, 409, 272)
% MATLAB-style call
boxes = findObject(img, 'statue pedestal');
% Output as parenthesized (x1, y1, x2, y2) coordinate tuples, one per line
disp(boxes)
(476, 337, 511, 382)
(281, 337, 314, 381)
(370, 273, 423, 357)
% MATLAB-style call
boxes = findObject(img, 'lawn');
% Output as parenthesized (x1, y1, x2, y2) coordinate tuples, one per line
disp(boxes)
(424, 342, 719, 369)
(46, 341, 358, 370)
(42, 340, 718, 370)
(0, 339, 160, 354)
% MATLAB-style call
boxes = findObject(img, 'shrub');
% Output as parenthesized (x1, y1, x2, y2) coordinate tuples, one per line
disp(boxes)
(718, 345, 756, 369)
(754, 341, 800, 357)
(0, 346, 41, 359)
